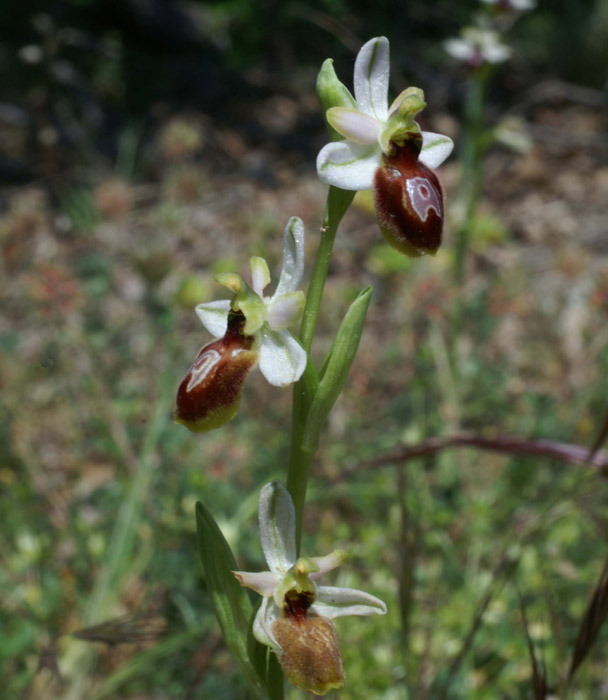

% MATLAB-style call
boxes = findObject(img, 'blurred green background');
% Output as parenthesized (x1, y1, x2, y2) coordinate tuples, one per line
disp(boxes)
(1, 0, 608, 698)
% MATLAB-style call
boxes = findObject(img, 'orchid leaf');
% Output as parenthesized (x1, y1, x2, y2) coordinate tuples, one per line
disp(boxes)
(302, 286, 372, 451)
(195, 501, 268, 700)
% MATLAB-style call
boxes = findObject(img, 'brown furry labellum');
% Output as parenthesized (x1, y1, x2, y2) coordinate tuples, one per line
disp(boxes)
(272, 590, 345, 696)
(373, 134, 445, 258)
(174, 310, 258, 432)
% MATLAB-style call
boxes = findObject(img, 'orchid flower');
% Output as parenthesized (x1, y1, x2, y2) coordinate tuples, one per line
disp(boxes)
(316, 36, 453, 193)
(174, 218, 307, 432)
(196, 217, 307, 388)
(316, 36, 454, 257)
(233, 481, 386, 694)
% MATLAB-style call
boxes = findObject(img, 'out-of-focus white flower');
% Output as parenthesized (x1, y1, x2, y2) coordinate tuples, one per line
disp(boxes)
(233, 481, 386, 694)
(480, 0, 536, 11)
(444, 27, 512, 66)
(317, 36, 453, 192)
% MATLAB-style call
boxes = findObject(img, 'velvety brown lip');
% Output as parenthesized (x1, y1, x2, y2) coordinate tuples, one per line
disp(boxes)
(174, 310, 258, 431)
(373, 136, 445, 257)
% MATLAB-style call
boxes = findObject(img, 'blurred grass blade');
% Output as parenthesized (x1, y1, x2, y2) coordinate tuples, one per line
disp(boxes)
(195, 501, 268, 699)
(92, 626, 203, 700)
(568, 553, 608, 680)
(437, 549, 518, 697)
(302, 286, 372, 451)
(518, 594, 549, 699)
(73, 613, 168, 644)
(63, 374, 172, 700)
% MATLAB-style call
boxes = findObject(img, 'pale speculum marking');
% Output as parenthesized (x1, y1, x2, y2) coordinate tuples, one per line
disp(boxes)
(187, 349, 221, 392)
(405, 176, 441, 222)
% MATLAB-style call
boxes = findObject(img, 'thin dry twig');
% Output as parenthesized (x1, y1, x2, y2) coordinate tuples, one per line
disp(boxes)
(397, 465, 419, 669)
(568, 552, 608, 681)
(509, 79, 608, 113)
(587, 402, 608, 465)
(360, 433, 608, 476)
(290, 5, 362, 54)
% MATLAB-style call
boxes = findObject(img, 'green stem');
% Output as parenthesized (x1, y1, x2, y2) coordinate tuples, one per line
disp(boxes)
(454, 67, 488, 285)
(300, 187, 355, 352)
(287, 186, 354, 552)
(267, 654, 285, 700)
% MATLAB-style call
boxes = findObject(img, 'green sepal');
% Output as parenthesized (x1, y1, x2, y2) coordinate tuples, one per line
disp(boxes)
(195, 501, 268, 700)
(317, 58, 357, 142)
(302, 286, 372, 451)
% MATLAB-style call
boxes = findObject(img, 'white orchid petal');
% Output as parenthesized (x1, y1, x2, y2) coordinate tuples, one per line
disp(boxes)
(195, 299, 231, 337)
(273, 216, 305, 298)
(267, 291, 305, 332)
(313, 586, 387, 618)
(253, 596, 282, 650)
(317, 140, 380, 191)
(232, 570, 280, 597)
(250, 256, 271, 297)
(258, 328, 307, 387)
(309, 550, 348, 580)
(420, 131, 454, 170)
(484, 44, 511, 63)
(326, 107, 381, 144)
(259, 481, 296, 572)
(354, 36, 390, 122)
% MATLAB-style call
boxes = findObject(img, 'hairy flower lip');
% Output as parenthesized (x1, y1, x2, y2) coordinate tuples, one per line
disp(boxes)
(373, 137, 445, 257)
(173, 310, 259, 432)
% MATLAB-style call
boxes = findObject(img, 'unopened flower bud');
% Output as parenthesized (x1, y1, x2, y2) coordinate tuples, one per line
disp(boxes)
(174, 310, 258, 432)
(373, 134, 445, 257)
(272, 591, 345, 696)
